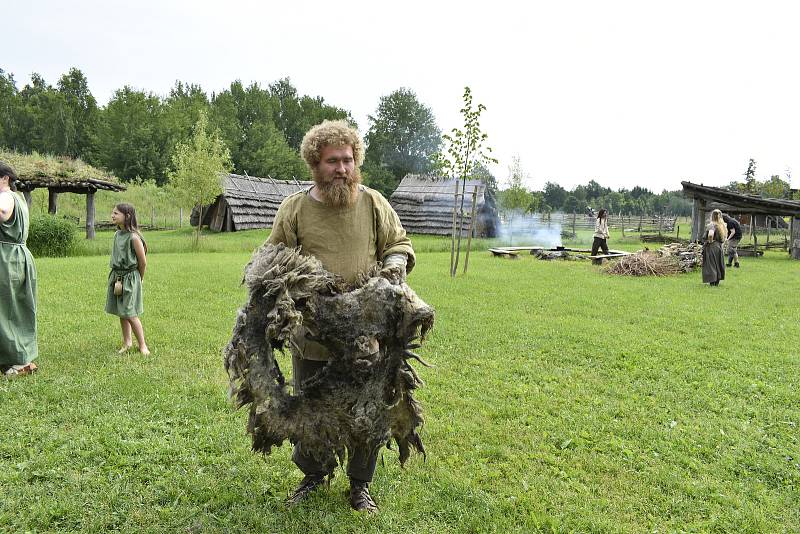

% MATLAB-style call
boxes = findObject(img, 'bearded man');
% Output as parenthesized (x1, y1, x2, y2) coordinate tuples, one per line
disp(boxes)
(267, 120, 414, 512)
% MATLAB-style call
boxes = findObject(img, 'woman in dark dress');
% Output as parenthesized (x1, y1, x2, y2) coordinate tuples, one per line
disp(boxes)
(702, 209, 727, 286)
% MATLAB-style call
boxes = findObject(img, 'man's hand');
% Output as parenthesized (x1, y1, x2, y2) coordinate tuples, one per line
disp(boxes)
(380, 253, 407, 284)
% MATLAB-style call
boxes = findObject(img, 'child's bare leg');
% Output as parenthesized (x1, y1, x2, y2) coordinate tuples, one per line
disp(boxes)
(128, 317, 150, 355)
(119, 318, 133, 352)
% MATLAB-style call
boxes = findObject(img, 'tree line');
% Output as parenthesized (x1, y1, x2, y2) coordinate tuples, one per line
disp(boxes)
(497, 157, 796, 217)
(0, 67, 442, 197)
(1, 67, 794, 209)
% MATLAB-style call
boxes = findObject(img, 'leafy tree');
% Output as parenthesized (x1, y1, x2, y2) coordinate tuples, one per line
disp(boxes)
(168, 110, 232, 246)
(239, 121, 308, 180)
(543, 181, 567, 211)
(0, 69, 21, 149)
(433, 86, 497, 276)
(499, 156, 532, 213)
(16, 73, 75, 156)
(364, 88, 441, 196)
(472, 162, 498, 196)
(759, 175, 791, 198)
(56, 68, 99, 160)
(95, 86, 166, 183)
(563, 194, 580, 214)
(161, 82, 209, 160)
(741, 158, 757, 194)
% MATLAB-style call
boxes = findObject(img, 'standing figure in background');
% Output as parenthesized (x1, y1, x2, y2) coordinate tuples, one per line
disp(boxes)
(702, 209, 727, 286)
(722, 213, 742, 268)
(105, 203, 150, 355)
(0, 162, 38, 377)
(591, 208, 610, 257)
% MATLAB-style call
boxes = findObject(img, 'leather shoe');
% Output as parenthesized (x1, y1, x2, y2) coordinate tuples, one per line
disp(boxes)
(286, 474, 327, 506)
(349, 480, 378, 512)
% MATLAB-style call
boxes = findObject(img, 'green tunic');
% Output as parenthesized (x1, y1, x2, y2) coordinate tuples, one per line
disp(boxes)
(0, 192, 38, 365)
(104, 230, 144, 318)
(267, 185, 414, 360)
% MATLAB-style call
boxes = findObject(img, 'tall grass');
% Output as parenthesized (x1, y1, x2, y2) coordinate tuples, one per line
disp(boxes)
(1, 237, 798, 532)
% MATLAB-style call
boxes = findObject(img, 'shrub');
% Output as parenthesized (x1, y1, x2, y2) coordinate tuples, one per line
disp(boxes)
(27, 214, 77, 257)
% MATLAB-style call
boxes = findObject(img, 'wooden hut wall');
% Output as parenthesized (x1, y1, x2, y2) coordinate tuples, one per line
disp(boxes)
(390, 175, 492, 236)
(191, 174, 313, 231)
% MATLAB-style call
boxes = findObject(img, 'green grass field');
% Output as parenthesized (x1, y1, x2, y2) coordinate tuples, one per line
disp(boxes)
(1, 231, 798, 533)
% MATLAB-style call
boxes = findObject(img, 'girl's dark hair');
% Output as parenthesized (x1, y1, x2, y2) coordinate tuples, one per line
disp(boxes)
(115, 203, 147, 253)
(0, 162, 18, 192)
(597, 208, 608, 219)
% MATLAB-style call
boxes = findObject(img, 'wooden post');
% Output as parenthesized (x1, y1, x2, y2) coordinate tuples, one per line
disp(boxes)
(676, 225, 680, 240)
(23, 191, 32, 210)
(85, 191, 96, 240)
(48, 189, 58, 214)
(766, 215, 771, 246)
(791, 216, 800, 259)
(690, 198, 706, 242)
(463, 187, 479, 274)
(750, 213, 757, 254)
(572, 212, 576, 238)
(151, 207, 156, 228)
(450, 181, 459, 277)
(179, 207, 183, 228)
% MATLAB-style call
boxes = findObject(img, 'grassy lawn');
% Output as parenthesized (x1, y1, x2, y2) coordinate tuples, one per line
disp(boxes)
(1, 232, 798, 533)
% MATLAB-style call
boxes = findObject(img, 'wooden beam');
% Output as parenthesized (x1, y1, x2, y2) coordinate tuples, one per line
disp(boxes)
(85, 191, 96, 239)
(48, 189, 58, 214)
(791, 216, 800, 260)
(22, 191, 32, 210)
(690, 198, 706, 242)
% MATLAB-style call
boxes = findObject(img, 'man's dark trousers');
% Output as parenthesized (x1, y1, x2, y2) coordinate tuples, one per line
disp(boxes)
(291, 354, 378, 482)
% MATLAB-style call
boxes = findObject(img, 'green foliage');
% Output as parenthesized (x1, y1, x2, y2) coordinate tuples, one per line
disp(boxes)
(238, 121, 307, 180)
(543, 181, 567, 210)
(27, 214, 77, 257)
(364, 87, 442, 195)
(95, 86, 167, 183)
(498, 156, 532, 213)
(433, 87, 497, 181)
(168, 110, 232, 244)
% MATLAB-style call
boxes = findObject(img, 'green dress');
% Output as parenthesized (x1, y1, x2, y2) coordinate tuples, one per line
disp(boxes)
(104, 230, 144, 318)
(0, 192, 38, 365)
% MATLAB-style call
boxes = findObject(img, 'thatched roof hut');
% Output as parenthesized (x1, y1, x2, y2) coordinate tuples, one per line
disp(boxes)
(1, 150, 125, 239)
(192, 173, 313, 232)
(389, 174, 498, 237)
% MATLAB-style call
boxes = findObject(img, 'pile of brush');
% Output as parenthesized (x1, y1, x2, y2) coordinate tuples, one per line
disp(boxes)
(604, 250, 683, 276)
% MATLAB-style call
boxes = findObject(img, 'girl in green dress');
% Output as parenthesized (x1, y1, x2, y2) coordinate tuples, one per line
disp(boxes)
(105, 203, 150, 355)
(0, 162, 38, 377)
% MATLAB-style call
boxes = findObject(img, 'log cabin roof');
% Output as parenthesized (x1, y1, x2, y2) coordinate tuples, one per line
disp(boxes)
(681, 181, 800, 216)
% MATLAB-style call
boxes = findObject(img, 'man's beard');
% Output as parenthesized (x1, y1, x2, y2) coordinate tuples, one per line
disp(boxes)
(313, 168, 361, 208)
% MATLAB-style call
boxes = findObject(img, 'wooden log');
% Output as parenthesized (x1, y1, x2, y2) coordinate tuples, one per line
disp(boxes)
(85, 191, 96, 240)
(48, 189, 58, 214)
(463, 187, 478, 274)
(450, 181, 458, 276)
(23, 190, 32, 210)
(488, 248, 519, 258)
(791, 216, 800, 260)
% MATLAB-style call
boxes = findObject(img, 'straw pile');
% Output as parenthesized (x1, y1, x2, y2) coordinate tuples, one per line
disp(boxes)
(604, 250, 683, 276)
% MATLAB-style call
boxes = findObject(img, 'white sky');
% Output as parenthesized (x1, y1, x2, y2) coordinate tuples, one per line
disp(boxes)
(6, 0, 799, 192)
